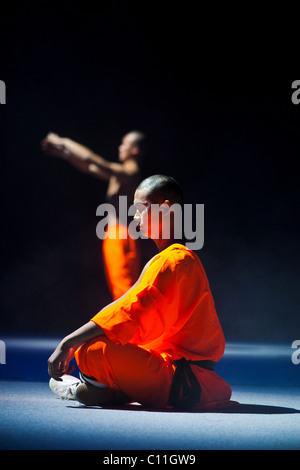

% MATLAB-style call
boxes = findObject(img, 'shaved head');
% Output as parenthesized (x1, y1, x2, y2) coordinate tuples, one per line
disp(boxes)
(136, 175, 183, 206)
(127, 130, 147, 156)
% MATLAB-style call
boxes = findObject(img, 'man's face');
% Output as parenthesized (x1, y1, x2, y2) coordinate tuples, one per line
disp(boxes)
(133, 189, 170, 240)
(118, 133, 138, 162)
(133, 189, 152, 238)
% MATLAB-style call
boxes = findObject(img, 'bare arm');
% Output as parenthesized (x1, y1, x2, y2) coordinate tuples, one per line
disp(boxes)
(41, 133, 139, 181)
(47, 254, 157, 381)
(47, 321, 104, 380)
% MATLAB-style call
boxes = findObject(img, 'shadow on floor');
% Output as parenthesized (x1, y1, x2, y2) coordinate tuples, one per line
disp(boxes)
(67, 401, 300, 415)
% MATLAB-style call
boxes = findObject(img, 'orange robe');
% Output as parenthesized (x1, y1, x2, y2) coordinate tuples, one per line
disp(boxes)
(102, 224, 140, 300)
(75, 244, 231, 409)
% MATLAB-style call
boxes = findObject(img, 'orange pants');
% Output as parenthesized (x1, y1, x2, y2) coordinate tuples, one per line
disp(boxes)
(75, 336, 173, 408)
(102, 224, 140, 300)
(75, 336, 232, 409)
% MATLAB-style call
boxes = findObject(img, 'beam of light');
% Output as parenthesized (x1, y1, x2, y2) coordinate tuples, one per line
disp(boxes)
(2, 337, 61, 350)
(0, 337, 294, 358)
(224, 343, 293, 358)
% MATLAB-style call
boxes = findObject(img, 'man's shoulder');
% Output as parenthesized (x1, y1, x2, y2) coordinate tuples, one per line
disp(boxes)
(165, 244, 196, 257)
(160, 244, 199, 269)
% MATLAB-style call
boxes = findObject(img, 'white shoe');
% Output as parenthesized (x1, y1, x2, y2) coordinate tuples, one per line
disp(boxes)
(49, 375, 81, 400)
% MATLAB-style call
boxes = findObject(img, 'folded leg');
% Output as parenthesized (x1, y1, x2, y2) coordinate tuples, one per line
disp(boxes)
(75, 336, 173, 408)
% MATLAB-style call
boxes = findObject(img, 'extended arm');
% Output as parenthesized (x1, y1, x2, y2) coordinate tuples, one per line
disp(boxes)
(47, 321, 104, 380)
(41, 133, 138, 181)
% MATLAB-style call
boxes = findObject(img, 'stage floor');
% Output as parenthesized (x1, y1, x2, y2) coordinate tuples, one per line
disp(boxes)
(0, 380, 300, 450)
(0, 338, 299, 450)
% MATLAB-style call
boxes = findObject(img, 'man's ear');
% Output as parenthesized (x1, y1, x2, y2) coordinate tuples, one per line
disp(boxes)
(131, 144, 140, 156)
(161, 200, 171, 214)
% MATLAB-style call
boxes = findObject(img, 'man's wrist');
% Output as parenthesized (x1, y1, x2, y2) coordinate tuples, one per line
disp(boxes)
(60, 336, 74, 351)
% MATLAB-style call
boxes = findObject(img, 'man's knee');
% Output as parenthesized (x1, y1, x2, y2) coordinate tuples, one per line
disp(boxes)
(75, 336, 116, 387)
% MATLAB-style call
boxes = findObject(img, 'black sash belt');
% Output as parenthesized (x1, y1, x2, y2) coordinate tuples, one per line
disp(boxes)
(168, 358, 216, 411)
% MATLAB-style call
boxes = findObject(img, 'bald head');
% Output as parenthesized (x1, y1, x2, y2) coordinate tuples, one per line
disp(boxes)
(136, 174, 183, 206)
(118, 131, 147, 162)
(127, 130, 147, 157)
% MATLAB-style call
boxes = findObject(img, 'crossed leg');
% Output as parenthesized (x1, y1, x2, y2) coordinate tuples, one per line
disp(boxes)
(74, 336, 174, 408)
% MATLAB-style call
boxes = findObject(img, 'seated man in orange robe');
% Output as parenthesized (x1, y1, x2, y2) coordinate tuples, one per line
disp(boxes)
(48, 175, 232, 410)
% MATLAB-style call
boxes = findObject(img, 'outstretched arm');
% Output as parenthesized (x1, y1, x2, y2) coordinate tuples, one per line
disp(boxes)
(47, 321, 104, 381)
(41, 133, 139, 181)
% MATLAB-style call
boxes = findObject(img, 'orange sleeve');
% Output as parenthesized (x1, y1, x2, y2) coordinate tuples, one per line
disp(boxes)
(91, 256, 178, 346)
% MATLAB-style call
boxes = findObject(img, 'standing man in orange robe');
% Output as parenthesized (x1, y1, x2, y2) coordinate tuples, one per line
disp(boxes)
(48, 175, 232, 410)
(41, 131, 147, 300)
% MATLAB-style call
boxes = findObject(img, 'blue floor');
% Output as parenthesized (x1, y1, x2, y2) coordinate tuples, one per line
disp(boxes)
(0, 338, 299, 450)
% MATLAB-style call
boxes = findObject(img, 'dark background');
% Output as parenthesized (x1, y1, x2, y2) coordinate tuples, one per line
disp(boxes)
(1, 2, 299, 343)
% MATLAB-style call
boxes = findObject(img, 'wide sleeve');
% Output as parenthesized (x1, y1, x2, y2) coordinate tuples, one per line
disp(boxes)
(91, 259, 178, 346)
